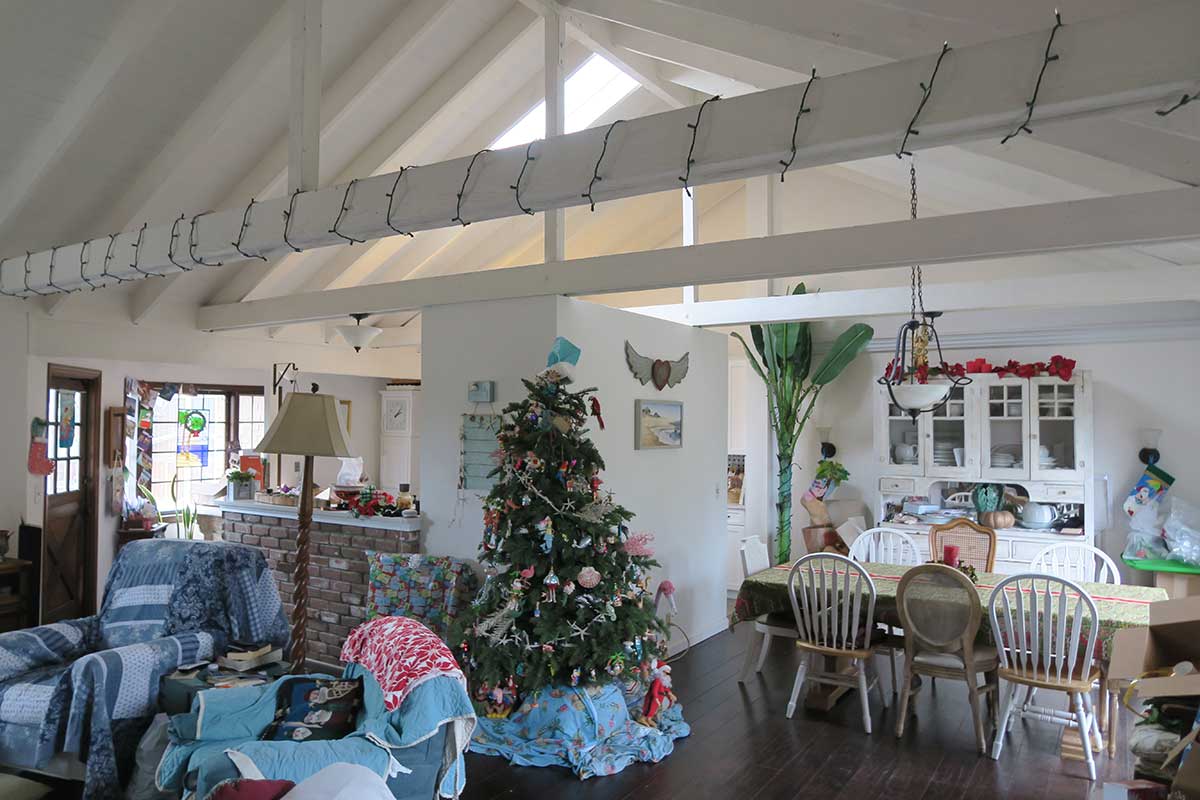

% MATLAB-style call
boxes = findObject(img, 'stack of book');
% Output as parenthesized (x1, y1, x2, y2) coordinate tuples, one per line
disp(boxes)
(217, 643, 284, 672)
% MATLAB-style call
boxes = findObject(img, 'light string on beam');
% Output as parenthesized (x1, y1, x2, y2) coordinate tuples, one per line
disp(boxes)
(583, 119, 624, 212)
(329, 179, 364, 244)
(282, 190, 304, 252)
(679, 95, 720, 196)
(385, 166, 415, 237)
(233, 198, 266, 260)
(1001, 11, 1063, 144)
(0, 259, 17, 297)
(102, 233, 129, 285)
(189, 211, 223, 266)
(1156, 91, 1195, 117)
(23, 252, 51, 297)
(45, 246, 73, 293)
(897, 42, 952, 158)
(779, 68, 818, 181)
(453, 149, 491, 226)
(167, 214, 193, 271)
(78, 239, 100, 291)
(510, 141, 539, 216)
(130, 222, 161, 279)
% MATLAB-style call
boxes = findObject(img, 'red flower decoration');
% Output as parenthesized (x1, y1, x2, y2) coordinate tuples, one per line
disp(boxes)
(941, 361, 966, 379)
(966, 358, 992, 374)
(1014, 363, 1037, 379)
(915, 363, 930, 384)
(1047, 355, 1076, 382)
(883, 358, 897, 381)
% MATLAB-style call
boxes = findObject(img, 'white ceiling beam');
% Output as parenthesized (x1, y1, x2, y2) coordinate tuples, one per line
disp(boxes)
(288, 0, 322, 195)
(612, 25, 803, 91)
(629, 266, 1200, 327)
(544, 4, 566, 263)
(563, 0, 885, 77)
(0, 0, 180, 238)
(519, 0, 697, 109)
(213, 5, 542, 304)
(8, 1, 1200, 297)
(197, 186, 1200, 330)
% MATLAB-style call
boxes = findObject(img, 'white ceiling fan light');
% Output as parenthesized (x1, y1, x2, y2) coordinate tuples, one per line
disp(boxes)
(335, 313, 382, 353)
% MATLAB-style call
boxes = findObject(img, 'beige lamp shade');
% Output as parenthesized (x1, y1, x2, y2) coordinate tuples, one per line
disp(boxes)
(256, 392, 355, 458)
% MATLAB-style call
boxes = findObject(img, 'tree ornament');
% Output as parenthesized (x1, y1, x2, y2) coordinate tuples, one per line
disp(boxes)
(542, 569, 561, 603)
(570, 667, 581, 687)
(577, 566, 601, 589)
(562, 580, 575, 596)
(589, 396, 605, 430)
(622, 531, 655, 557)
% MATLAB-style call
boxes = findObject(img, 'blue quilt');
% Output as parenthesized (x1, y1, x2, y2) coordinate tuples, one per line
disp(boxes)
(0, 539, 288, 799)
(470, 682, 689, 778)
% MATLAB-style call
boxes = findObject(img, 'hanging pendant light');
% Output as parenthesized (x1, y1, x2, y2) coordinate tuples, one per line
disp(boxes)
(877, 158, 970, 419)
(336, 313, 382, 353)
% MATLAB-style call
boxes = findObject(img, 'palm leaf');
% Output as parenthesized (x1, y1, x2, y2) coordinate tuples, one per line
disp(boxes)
(811, 323, 874, 385)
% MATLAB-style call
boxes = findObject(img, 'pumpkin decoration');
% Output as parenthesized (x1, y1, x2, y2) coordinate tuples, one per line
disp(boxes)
(971, 483, 1005, 513)
(979, 510, 1015, 529)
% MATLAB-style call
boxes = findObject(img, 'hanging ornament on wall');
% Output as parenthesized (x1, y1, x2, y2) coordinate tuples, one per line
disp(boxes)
(876, 156, 971, 419)
(624, 342, 689, 390)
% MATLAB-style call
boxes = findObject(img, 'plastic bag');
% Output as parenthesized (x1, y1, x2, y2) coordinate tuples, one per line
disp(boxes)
(125, 713, 173, 800)
(1164, 497, 1200, 566)
(1123, 530, 1169, 562)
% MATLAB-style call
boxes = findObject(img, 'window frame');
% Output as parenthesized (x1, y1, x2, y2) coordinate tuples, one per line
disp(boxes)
(139, 383, 265, 513)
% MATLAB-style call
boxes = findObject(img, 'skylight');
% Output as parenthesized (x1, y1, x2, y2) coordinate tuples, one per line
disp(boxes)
(491, 54, 639, 150)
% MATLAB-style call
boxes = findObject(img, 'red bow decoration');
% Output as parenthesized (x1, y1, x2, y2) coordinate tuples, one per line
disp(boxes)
(965, 358, 992, 374)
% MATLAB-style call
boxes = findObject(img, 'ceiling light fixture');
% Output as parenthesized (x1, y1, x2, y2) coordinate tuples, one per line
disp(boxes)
(336, 313, 382, 353)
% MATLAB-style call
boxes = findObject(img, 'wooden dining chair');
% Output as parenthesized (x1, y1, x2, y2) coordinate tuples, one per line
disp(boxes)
(894, 564, 999, 754)
(929, 518, 997, 572)
(785, 553, 890, 733)
(988, 574, 1104, 780)
(1027, 542, 1121, 741)
(737, 536, 799, 682)
(848, 527, 920, 695)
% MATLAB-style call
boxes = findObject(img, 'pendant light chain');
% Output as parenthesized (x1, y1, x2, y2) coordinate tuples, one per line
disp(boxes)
(909, 157, 924, 319)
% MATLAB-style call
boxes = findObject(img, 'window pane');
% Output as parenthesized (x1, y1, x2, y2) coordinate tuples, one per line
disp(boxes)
(55, 460, 68, 494)
(252, 396, 264, 421)
(68, 459, 80, 491)
(239, 395, 253, 419)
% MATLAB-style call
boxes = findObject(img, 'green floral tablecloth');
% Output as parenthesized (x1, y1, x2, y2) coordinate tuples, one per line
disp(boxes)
(731, 562, 1167, 657)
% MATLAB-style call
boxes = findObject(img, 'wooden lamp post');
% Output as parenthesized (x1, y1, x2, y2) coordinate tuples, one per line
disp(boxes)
(255, 387, 353, 671)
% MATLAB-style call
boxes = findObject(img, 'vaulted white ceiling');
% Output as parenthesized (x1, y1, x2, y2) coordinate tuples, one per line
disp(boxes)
(0, 0, 1196, 345)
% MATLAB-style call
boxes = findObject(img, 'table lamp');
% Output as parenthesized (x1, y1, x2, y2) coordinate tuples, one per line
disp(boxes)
(256, 387, 354, 670)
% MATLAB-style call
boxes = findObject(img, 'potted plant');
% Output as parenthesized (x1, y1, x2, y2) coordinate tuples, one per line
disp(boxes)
(800, 460, 852, 554)
(733, 284, 873, 564)
(226, 467, 256, 501)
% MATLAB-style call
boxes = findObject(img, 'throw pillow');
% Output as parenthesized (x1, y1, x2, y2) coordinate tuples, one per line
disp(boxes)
(262, 677, 363, 742)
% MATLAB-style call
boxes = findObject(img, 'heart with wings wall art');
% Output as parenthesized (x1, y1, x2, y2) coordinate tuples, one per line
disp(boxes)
(624, 341, 689, 390)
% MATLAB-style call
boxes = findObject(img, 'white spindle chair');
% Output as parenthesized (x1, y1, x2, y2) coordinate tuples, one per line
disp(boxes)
(848, 527, 921, 566)
(785, 553, 888, 733)
(1029, 543, 1121, 586)
(988, 573, 1103, 780)
(737, 536, 799, 682)
(848, 527, 920, 695)
(1026, 543, 1121, 739)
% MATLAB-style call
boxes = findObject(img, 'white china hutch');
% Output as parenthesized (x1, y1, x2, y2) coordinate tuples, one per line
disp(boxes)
(873, 371, 1095, 574)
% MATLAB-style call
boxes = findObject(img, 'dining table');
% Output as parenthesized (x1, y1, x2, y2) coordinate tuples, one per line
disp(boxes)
(730, 561, 1169, 718)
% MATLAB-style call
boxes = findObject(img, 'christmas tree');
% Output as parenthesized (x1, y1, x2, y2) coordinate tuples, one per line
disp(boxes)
(452, 338, 667, 715)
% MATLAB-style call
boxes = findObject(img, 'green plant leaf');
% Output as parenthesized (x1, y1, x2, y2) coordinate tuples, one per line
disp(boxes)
(811, 323, 874, 385)
(731, 332, 767, 384)
(750, 324, 767, 366)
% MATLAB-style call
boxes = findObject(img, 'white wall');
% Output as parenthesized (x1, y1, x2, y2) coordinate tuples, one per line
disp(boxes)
(419, 295, 730, 649)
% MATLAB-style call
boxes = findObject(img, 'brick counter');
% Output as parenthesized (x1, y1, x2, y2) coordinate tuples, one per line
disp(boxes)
(220, 509, 420, 665)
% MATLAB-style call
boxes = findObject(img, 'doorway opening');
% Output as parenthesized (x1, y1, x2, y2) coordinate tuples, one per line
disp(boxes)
(42, 364, 101, 623)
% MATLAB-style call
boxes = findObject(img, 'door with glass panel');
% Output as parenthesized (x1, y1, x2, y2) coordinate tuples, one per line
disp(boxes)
(1030, 375, 1088, 482)
(923, 382, 980, 479)
(43, 365, 101, 623)
(875, 386, 924, 476)
(981, 376, 1031, 481)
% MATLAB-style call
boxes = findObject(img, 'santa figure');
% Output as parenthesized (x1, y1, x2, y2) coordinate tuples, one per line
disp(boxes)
(638, 659, 676, 726)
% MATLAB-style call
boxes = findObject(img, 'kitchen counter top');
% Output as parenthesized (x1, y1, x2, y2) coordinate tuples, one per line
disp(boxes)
(214, 500, 420, 532)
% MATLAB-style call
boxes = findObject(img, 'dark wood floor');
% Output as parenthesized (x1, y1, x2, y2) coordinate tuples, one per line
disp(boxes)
(462, 623, 1135, 800)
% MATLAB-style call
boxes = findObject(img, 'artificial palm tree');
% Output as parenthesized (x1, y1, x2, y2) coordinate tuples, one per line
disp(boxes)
(733, 285, 873, 564)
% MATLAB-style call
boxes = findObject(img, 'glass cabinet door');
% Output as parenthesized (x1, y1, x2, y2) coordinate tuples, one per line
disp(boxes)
(1031, 377, 1086, 481)
(924, 383, 979, 478)
(875, 386, 923, 476)
(981, 377, 1030, 480)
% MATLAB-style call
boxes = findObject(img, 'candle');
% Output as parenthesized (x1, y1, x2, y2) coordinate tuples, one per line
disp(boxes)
(943, 544, 960, 566)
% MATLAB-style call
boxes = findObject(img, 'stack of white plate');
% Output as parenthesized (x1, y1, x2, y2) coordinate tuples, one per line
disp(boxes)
(1039, 455, 1058, 469)
(933, 442, 958, 466)
(991, 453, 1016, 468)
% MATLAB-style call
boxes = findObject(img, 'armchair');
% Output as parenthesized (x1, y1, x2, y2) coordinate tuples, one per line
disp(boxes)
(0, 538, 287, 799)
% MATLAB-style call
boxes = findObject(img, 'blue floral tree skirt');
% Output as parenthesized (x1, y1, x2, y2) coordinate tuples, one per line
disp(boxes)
(469, 682, 689, 778)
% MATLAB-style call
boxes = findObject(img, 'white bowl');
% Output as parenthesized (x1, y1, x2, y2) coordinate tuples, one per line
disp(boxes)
(889, 383, 951, 413)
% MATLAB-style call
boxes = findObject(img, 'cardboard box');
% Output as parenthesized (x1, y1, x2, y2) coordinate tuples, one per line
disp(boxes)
(1110, 595, 1200, 699)
(1175, 745, 1200, 799)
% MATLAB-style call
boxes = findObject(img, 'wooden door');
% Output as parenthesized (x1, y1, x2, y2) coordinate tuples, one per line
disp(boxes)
(43, 365, 101, 623)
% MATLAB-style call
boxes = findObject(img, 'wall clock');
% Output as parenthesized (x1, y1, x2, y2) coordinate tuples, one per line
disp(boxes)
(383, 396, 410, 435)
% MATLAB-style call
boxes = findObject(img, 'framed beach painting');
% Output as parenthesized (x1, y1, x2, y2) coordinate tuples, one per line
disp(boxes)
(634, 399, 683, 450)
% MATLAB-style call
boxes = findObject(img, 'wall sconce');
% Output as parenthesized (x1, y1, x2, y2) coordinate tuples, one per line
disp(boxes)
(1138, 428, 1162, 466)
(816, 426, 836, 459)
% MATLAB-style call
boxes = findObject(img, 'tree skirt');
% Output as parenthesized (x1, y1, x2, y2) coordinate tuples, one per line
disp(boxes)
(469, 682, 689, 778)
